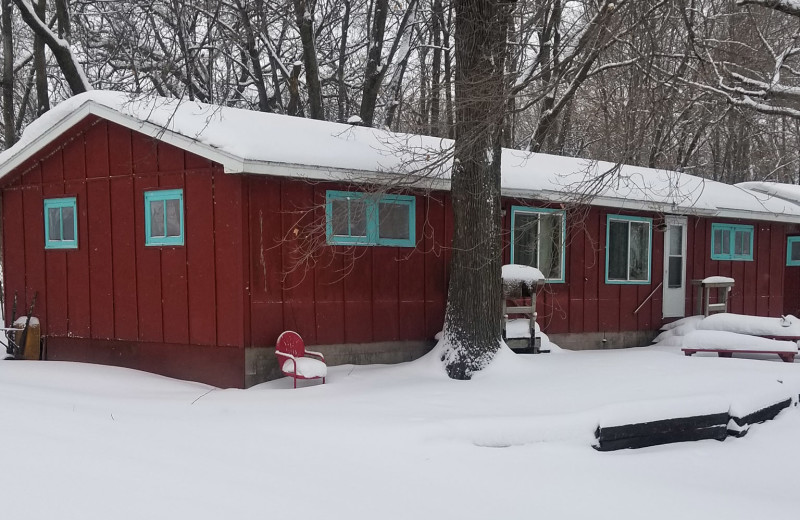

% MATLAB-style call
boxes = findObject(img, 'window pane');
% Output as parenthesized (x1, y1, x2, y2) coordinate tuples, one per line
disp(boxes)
(608, 221, 629, 280)
(668, 256, 682, 288)
(513, 213, 539, 268)
(331, 199, 349, 236)
(378, 202, 410, 240)
(669, 225, 682, 255)
(792, 241, 800, 262)
(165, 199, 181, 237)
(150, 200, 165, 237)
(741, 231, 751, 256)
(61, 207, 75, 241)
(349, 199, 367, 237)
(734, 230, 745, 256)
(539, 213, 562, 279)
(48, 207, 62, 241)
(629, 221, 649, 281)
(721, 229, 730, 254)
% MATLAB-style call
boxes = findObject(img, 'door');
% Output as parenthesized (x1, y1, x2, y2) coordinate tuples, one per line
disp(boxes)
(662, 216, 687, 318)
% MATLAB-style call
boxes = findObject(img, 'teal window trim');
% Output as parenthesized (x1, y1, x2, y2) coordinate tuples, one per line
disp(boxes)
(710, 223, 753, 261)
(144, 189, 184, 246)
(510, 205, 566, 283)
(605, 214, 652, 285)
(44, 197, 78, 250)
(787, 236, 800, 266)
(325, 190, 415, 247)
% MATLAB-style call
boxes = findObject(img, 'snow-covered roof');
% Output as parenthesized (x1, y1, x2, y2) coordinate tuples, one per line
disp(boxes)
(3, 90, 800, 223)
(736, 181, 800, 205)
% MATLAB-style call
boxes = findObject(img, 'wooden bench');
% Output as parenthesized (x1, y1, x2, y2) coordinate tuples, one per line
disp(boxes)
(682, 348, 796, 363)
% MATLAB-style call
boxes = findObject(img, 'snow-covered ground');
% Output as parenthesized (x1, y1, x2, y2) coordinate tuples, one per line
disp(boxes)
(1, 345, 799, 519)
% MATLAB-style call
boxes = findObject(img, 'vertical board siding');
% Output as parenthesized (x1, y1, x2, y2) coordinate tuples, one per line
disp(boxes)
(1, 120, 238, 368)
(110, 177, 139, 340)
(185, 172, 217, 345)
(3, 189, 25, 320)
(134, 175, 163, 342)
(159, 172, 190, 345)
(22, 186, 46, 331)
(86, 179, 114, 339)
(3, 115, 795, 371)
(65, 180, 91, 337)
(212, 167, 245, 347)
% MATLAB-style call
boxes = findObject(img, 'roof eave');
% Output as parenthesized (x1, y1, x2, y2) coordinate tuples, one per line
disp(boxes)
(0, 101, 248, 180)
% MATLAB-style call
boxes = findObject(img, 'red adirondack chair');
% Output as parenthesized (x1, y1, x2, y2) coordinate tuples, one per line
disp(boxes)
(275, 331, 327, 388)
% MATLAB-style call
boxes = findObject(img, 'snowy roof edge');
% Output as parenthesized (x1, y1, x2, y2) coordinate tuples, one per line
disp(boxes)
(2, 92, 800, 224)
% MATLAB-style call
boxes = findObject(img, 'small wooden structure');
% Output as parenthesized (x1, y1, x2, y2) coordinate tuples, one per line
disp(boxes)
(682, 347, 795, 363)
(692, 277, 735, 316)
(502, 265, 546, 353)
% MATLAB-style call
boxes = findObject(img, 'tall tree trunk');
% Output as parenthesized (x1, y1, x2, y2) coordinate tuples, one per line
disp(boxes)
(293, 0, 323, 119)
(33, 0, 48, 114)
(337, 0, 351, 122)
(443, 2, 454, 138)
(359, 0, 389, 126)
(429, 0, 443, 136)
(2, 0, 15, 147)
(237, 0, 271, 112)
(441, 0, 510, 380)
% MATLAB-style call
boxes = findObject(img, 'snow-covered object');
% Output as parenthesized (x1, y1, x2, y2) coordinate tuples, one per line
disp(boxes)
(655, 313, 800, 345)
(346, 115, 363, 125)
(597, 395, 729, 429)
(699, 313, 800, 337)
(681, 330, 798, 353)
(701, 276, 734, 284)
(505, 318, 539, 339)
(12, 316, 39, 327)
(3, 91, 800, 222)
(502, 264, 544, 291)
(737, 181, 800, 204)
(281, 357, 327, 378)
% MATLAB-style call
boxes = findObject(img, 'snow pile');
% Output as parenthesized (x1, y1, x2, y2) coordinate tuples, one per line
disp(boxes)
(2, 348, 800, 519)
(502, 264, 544, 291)
(597, 395, 729, 429)
(701, 276, 734, 284)
(681, 330, 797, 353)
(506, 317, 538, 339)
(655, 313, 800, 347)
(281, 357, 327, 378)
(12, 315, 40, 327)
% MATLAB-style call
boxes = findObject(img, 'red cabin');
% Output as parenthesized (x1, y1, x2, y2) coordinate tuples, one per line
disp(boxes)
(1, 92, 799, 387)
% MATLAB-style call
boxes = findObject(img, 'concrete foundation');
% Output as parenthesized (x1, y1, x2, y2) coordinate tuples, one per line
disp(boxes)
(245, 331, 658, 387)
(245, 340, 435, 388)
(548, 330, 658, 351)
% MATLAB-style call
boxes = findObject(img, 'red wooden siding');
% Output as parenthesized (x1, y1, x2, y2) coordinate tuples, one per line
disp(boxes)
(246, 177, 450, 349)
(1, 113, 794, 385)
(244, 179, 793, 349)
(1, 118, 245, 387)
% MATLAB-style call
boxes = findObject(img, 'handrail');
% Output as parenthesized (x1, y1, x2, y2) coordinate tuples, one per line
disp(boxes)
(634, 282, 663, 315)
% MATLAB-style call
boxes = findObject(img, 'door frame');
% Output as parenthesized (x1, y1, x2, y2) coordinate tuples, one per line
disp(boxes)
(662, 215, 688, 318)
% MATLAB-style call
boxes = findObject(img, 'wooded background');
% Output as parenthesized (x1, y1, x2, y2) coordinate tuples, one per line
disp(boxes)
(2, 0, 800, 184)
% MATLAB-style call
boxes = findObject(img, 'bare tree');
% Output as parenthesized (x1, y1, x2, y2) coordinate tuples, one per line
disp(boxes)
(440, 0, 512, 379)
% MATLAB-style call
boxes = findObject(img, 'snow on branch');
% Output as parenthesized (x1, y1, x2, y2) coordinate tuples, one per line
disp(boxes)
(738, 0, 800, 18)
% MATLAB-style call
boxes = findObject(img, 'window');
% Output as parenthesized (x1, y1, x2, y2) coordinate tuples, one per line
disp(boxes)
(44, 197, 78, 249)
(787, 237, 800, 266)
(606, 215, 652, 284)
(711, 223, 753, 261)
(145, 189, 184, 246)
(510, 206, 566, 282)
(326, 191, 415, 247)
